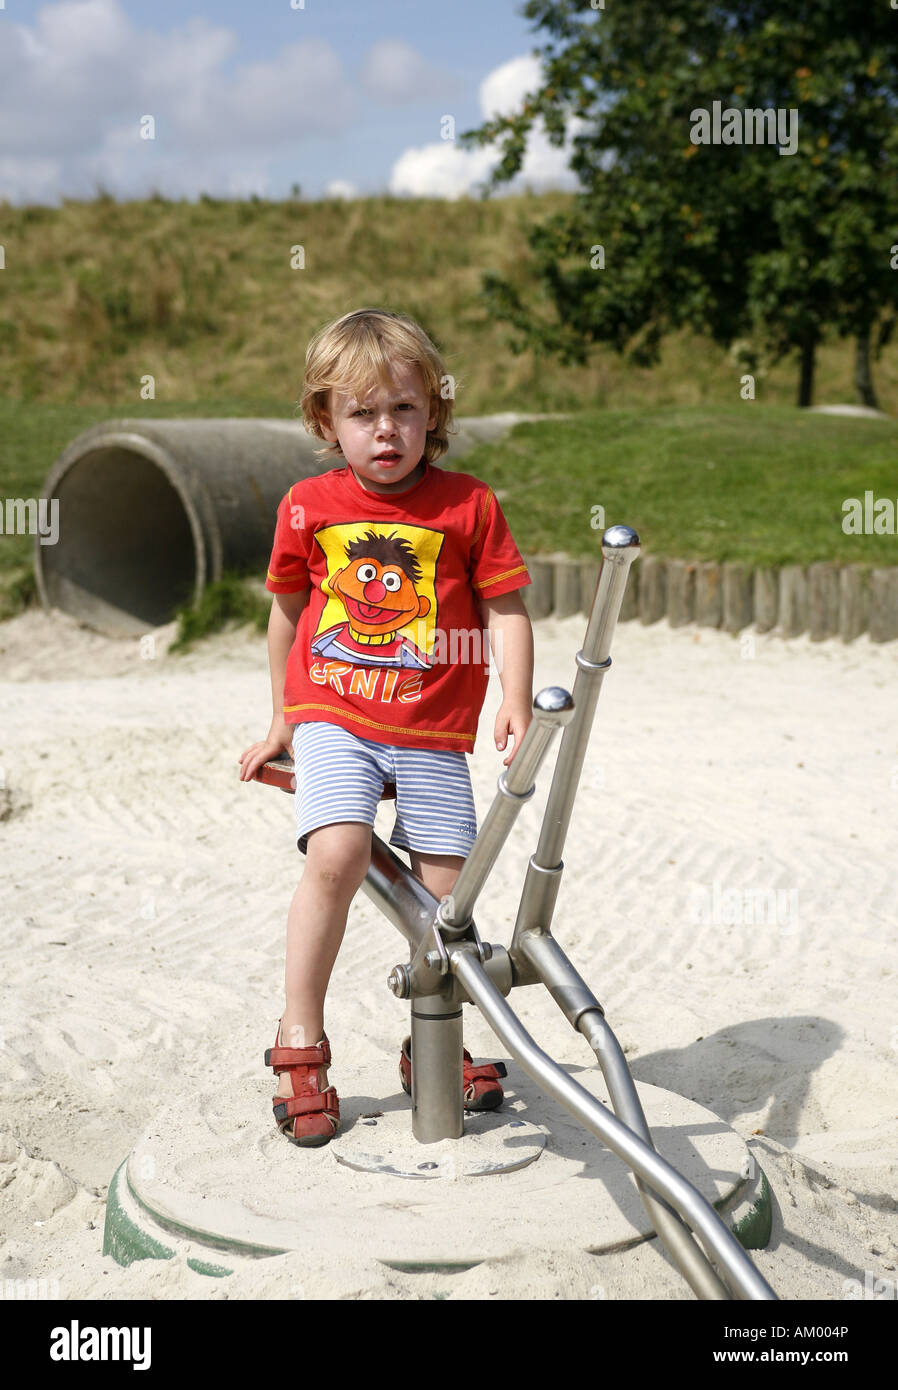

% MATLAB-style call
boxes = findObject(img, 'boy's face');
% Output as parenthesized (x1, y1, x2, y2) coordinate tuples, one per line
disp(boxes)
(320, 361, 438, 494)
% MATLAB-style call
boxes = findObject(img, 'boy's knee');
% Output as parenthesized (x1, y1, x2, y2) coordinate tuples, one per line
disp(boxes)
(304, 859, 366, 895)
(315, 860, 369, 896)
(315, 863, 366, 891)
(305, 826, 371, 891)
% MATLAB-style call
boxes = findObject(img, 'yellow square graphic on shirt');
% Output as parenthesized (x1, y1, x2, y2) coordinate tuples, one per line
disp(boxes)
(313, 522, 444, 663)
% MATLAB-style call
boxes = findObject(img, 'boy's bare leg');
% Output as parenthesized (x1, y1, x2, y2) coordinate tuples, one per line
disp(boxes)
(407, 849, 464, 906)
(274, 843, 465, 1105)
(275, 821, 372, 1101)
(408, 850, 487, 1063)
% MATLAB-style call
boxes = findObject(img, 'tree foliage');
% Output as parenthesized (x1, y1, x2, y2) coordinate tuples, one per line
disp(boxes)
(458, 0, 898, 404)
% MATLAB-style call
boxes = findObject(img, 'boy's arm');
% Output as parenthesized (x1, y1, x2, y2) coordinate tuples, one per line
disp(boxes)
(237, 588, 310, 786)
(478, 589, 534, 768)
(268, 589, 310, 722)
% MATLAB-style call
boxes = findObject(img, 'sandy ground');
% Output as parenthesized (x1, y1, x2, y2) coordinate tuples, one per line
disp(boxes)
(1, 605, 897, 1302)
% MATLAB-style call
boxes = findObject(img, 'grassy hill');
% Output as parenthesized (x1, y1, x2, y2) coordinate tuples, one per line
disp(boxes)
(1, 193, 896, 625)
(2, 190, 896, 412)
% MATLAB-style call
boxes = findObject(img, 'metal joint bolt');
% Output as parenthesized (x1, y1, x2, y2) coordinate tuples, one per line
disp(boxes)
(387, 965, 410, 998)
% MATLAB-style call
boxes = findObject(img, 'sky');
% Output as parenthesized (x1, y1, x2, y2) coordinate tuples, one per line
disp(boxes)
(0, 0, 587, 205)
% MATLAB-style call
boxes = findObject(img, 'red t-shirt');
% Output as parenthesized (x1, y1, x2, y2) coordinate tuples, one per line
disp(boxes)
(265, 461, 531, 753)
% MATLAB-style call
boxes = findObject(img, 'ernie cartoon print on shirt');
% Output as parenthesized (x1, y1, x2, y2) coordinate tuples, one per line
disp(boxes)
(310, 523, 444, 670)
(266, 464, 531, 751)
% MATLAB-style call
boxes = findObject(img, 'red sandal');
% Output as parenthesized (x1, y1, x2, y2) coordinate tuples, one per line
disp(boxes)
(265, 1022, 340, 1147)
(399, 1035, 507, 1111)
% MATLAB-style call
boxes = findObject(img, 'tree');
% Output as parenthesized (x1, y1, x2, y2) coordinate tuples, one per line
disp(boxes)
(458, 1, 898, 407)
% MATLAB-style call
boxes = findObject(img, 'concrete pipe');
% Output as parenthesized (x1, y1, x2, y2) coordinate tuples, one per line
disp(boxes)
(35, 413, 553, 636)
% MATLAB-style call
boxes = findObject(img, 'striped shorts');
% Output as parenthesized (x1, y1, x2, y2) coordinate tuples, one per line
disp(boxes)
(292, 721, 479, 859)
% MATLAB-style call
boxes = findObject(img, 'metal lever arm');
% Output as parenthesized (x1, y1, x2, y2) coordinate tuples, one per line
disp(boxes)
(438, 687, 574, 932)
(451, 950, 778, 1302)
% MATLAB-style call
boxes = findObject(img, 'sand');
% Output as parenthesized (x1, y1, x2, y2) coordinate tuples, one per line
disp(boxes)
(1, 605, 896, 1301)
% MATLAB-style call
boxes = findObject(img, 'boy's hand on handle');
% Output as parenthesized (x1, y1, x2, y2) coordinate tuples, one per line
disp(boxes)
(494, 701, 533, 769)
(238, 719, 297, 792)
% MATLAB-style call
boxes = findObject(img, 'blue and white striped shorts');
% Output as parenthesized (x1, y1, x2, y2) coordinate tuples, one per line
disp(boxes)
(291, 721, 478, 859)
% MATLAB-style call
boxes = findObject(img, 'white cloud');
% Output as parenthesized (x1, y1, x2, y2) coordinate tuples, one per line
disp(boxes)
(358, 39, 461, 107)
(0, 0, 356, 203)
(390, 141, 498, 200)
(480, 54, 544, 120)
(32, 0, 132, 61)
(0, 4, 589, 206)
(387, 54, 585, 199)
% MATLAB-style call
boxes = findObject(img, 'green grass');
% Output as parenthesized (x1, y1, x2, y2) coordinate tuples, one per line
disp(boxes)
(168, 573, 270, 653)
(461, 405, 898, 568)
(2, 400, 895, 630)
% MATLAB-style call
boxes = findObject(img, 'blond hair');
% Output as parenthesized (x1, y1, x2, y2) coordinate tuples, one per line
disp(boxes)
(299, 308, 459, 465)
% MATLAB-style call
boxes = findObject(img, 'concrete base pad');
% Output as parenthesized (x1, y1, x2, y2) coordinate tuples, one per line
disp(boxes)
(105, 1056, 771, 1276)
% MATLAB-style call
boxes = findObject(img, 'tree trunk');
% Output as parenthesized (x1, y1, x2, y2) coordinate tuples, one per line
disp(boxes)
(798, 333, 816, 407)
(853, 328, 880, 409)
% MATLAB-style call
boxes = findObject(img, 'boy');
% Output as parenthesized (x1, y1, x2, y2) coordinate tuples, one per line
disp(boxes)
(238, 308, 534, 1146)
